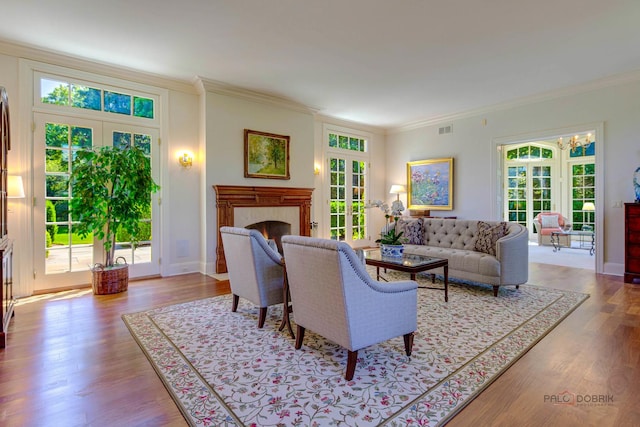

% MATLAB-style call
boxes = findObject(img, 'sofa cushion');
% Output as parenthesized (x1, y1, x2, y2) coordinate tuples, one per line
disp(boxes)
(423, 219, 477, 250)
(396, 218, 424, 245)
(403, 245, 501, 279)
(474, 221, 507, 256)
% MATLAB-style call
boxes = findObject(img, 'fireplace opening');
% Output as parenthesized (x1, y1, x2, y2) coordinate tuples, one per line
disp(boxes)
(246, 220, 291, 254)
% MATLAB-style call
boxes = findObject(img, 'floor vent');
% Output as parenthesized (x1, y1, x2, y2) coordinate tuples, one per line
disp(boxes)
(438, 125, 453, 135)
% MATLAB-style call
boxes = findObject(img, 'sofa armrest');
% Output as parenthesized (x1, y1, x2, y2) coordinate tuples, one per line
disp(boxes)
(496, 224, 528, 285)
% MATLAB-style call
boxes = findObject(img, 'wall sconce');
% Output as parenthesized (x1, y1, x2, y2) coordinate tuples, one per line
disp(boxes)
(389, 184, 406, 201)
(7, 175, 25, 199)
(178, 152, 193, 169)
(314, 164, 321, 175)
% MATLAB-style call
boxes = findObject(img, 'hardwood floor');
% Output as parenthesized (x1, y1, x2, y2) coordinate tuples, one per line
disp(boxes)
(0, 265, 638, 426)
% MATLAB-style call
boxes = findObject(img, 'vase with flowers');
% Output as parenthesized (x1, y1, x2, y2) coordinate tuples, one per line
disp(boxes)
(368, 198, 406, 256)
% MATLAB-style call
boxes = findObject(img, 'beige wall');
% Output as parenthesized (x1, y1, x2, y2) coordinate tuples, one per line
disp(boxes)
(202, 88, 315, 275)
(386, 80, 640, 276)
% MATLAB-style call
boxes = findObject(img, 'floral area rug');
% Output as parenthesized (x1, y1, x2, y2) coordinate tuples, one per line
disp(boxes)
(122, 270, 588, 427)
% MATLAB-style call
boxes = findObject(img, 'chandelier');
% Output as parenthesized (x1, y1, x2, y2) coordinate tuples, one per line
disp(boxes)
(557, 133, 593, 153)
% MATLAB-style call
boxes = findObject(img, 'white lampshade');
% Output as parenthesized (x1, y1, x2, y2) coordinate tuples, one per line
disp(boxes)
(7, 175, 25, 199)
(389, 184, 406, 194)
(582, 202, 595, 211)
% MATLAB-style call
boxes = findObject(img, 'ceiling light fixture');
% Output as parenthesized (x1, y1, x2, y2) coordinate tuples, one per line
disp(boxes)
(557, 133, 593, 153)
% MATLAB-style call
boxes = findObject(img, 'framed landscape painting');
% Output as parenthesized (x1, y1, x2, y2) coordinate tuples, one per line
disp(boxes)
(407, 158, 453, 210)
(244, 129, 290, 180)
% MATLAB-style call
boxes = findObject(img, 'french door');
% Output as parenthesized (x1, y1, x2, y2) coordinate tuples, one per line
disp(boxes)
(33, 113, 160, 290)
(327, 153, 368, 247)
(504, 162, 555, 233)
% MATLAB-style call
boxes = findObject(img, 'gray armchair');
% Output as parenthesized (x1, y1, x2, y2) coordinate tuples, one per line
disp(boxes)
(281, 235, 418, 380)
(220, 226, 285, 328)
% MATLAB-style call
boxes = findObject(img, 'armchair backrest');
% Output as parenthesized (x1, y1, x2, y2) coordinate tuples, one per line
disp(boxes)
(282, 235, 418, 351)
(220, 226, 284, 307)
(281, 236, 352, 346)
(534, 212, 567, 229)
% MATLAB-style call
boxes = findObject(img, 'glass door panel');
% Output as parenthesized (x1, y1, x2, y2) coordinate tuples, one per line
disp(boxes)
(506, 165, 527, 227)
(351, 160, 366, 241)
(34, 113, 102, 289)
(531, 165, 552, 219)
(328, 155, 368, 246)
(103, 123, 160, 277)
(571, 162, 595, 231)
(505, 162, 554, 235)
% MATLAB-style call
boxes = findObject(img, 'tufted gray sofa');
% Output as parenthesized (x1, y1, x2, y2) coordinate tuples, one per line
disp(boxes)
(390, 218, 529, 296)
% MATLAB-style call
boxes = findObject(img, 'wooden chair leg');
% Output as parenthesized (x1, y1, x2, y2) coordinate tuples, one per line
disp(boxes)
(232, 294, 239, 312)
(294, 325, 306, 349)
(258, 307, 267, 328)
(403, 332, 414, 356)
(345, 350, 358, 381)
(493, 286, 499, 297)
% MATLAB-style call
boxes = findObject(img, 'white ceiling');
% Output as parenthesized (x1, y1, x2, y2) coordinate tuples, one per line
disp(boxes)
(2, 1, 640, 128)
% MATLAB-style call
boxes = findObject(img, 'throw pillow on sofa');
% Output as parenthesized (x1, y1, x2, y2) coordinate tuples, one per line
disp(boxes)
(396, 218, 424, 245)
(540, 214, 560, 228)
(475, 221, 508, 256)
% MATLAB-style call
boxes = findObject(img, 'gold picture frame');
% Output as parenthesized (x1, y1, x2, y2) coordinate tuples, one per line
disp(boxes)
(407, 158, 453, 210)
(244, 129, 290, 180)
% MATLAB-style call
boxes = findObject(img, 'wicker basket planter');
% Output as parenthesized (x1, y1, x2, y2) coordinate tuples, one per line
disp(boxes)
(91, 258, 129, 295)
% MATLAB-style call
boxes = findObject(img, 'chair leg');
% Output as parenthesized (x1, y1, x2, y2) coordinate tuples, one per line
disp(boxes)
(258, 307, 267, 328)
(493, 286, 499, 297)
(403, 332, 414, 357)
(232, 294, 239, 312)
(294, 325, 306, 349)
(345, 350, 358, 381)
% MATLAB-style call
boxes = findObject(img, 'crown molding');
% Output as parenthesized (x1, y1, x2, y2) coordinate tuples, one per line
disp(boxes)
(388, 69, 640, 134)
(314, 114, 385, 135)
(0, 38, 197, 94)
(194, 76, 319, 115)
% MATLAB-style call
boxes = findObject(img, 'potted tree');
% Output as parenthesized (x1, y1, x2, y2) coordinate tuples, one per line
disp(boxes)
(70, 143, 159, 294)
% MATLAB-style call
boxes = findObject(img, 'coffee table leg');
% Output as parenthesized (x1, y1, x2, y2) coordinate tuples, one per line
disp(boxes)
(444, 265, 449, 302)
(376, 266, 381, 281)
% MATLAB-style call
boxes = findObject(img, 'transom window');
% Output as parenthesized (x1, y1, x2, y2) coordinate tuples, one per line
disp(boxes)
(506, 145, 553, 161)
(39, 75, 155, 119)
(328, 132, 366, 152)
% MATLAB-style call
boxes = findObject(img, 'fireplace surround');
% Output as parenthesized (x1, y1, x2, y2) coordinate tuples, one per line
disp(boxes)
(213, 185, 313, 273)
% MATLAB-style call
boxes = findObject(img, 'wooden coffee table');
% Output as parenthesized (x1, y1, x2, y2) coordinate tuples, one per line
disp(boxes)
(364, 250, 449, 302)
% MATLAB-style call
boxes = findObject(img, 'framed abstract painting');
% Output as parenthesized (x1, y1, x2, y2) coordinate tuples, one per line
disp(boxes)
(407, 158, 453, 210)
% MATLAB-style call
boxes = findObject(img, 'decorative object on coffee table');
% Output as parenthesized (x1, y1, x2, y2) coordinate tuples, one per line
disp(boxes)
(367, 190, 406, 256)
(380, 243, 404, 257)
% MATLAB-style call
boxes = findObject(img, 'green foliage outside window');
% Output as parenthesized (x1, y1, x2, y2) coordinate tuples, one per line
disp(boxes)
(41, 78, 154, 119)
(45, 200, 57, 256)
